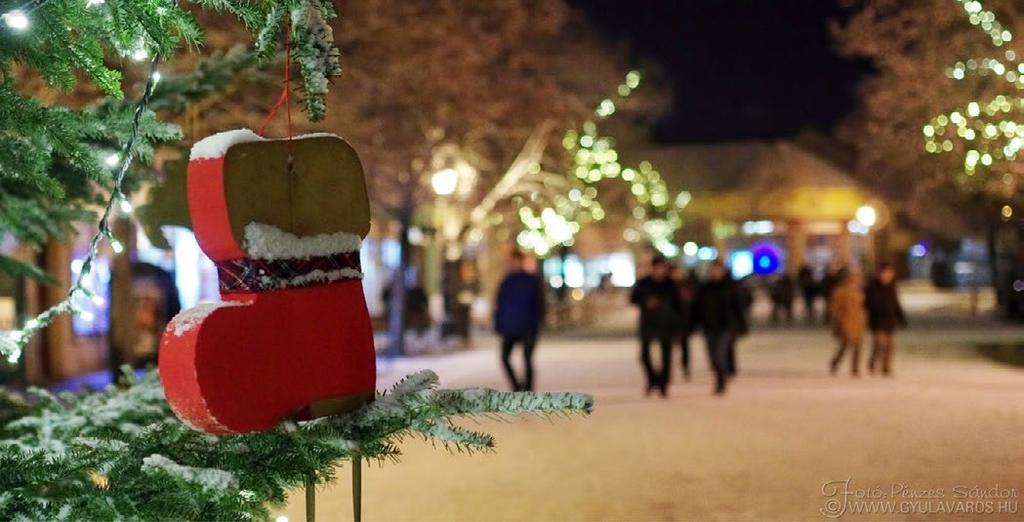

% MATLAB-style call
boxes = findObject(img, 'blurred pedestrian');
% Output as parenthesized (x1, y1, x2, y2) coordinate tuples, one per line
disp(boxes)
(448, 260, 478, 348)
(865, 263, 907, 376)
(382, 281, 430, 334)
(729, 273, 754, 379)
(494, 250, 545, 391)
(821, 264, 842, 324)
(829, 269, 865, 376)
(630, 255, 680, 397)
(671, 266, 697, 381)
(692, 260, 748, 395)
(797, 264, 818, 324)
(770, 273, 796, 325)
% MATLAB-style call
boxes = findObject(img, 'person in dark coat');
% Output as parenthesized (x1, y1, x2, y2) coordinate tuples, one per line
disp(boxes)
(821, 264, 842, 324)
(630, 256, 680, 397)
(382, 280, 431, 334)
(770, 273, 796, 325)
(494, 250, 545, 391)
(692, 260, 748, 395)
(670, 266, 697, 380)
(797, 265, 818, 324)
(864, 263, 907, 376)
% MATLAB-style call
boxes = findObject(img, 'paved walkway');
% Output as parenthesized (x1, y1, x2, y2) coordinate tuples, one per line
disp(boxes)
(279, 300, 1024, 521)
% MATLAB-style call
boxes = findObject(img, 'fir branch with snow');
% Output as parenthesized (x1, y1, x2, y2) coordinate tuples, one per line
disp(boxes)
(0, 368, 592, 520)
(289, 1, 342, 121)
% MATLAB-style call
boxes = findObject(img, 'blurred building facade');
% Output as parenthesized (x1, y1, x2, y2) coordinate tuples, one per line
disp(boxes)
(628, 140, 893, 279)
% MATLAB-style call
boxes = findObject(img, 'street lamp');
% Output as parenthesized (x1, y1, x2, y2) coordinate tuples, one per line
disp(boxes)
(856, 205, 877, 228)
(855, 204, 877, 270)
(427, 166, 460, 343)
(682, 241, 699, 257)
(431, 167, 459, 196)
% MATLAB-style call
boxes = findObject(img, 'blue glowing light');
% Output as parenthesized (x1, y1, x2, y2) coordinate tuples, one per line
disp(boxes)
(750, 242, 782, 275)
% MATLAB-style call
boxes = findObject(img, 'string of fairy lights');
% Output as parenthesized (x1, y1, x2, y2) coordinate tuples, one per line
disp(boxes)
(515, 70, 689, 257)
(923, 0, 1023, 219)
(0, 0, 166, 363)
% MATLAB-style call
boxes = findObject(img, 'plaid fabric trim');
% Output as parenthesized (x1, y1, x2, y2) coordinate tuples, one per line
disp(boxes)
(217, 251, 362, 293)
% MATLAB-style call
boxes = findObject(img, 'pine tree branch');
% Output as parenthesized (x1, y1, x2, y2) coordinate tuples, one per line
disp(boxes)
(0, 368, 592, 520)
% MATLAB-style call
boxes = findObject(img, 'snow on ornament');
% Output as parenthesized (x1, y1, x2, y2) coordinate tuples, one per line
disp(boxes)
(159, 129, 375, 434)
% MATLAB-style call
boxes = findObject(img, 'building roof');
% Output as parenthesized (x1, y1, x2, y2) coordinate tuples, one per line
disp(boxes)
(621, 140, 880, 223)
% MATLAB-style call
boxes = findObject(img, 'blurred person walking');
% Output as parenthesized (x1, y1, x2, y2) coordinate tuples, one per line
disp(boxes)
(630, 256, 680, 397)
(494, 250, 545, 391)
(821, 264, 842, 325)
(770, 273, 796, 325)
(737, 274, 756, 320)
(797, 265, 818, 324)
(692, 260, 748, 395)
(829, 268, 865, 376)
(865, 263, 907, 376)
(671, 265, 698, 381)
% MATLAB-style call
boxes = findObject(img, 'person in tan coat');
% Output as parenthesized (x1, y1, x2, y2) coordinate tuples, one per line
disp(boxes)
(829, 269, 866, 376)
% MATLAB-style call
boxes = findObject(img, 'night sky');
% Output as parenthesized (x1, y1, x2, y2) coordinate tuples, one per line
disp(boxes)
(573, 0, 868, 143)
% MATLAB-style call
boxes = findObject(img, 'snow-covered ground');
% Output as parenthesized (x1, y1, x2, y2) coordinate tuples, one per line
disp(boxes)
(279, 296, 1023, 521)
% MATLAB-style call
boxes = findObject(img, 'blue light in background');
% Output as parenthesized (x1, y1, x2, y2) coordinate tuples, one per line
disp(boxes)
(750, 241, 782, 275)
(910, 242, 928, 257)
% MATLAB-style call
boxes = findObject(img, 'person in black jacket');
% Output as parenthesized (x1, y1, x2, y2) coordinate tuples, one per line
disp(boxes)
(864, 263, 907, 376)
(671, 266, 697, 381)
(797, 265, 818, 324)
(494, 251, 545, 391)
(630, 256, 680, 397)
(692, 260, 749, 395)
(821, 264, 842, 325)
(770, 273, 796, 325)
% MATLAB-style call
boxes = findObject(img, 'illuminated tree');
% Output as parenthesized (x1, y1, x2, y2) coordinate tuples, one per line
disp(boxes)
(923, 1, 1024, 193)
(835, 0, 1024, 232)
(507, 70, 687, 258)
(333, 1, 614, 353)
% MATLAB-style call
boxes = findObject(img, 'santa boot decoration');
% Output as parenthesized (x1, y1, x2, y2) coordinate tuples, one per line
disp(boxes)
(159, 129, 376, 434)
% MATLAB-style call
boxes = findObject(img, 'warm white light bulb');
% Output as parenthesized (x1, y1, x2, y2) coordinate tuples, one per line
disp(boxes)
(105, 153, 120, 167)
(3, 10, 29, 30)
(111, 240, 124, 254)
(87, 0, 105, 6)
(855, 205, 877, 228)
(431, 168, 458, 196)
(683, 241, 699, 257)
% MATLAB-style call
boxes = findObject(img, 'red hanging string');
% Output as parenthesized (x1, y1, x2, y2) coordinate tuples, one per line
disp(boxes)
(257, 16, 294, 144)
